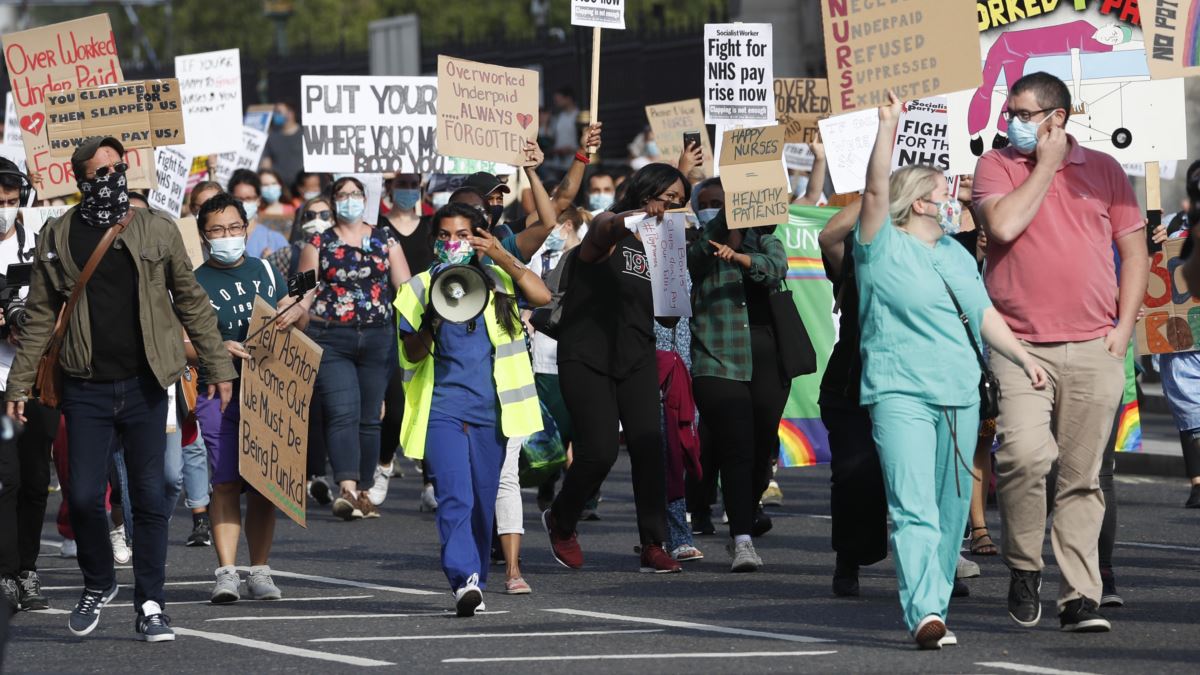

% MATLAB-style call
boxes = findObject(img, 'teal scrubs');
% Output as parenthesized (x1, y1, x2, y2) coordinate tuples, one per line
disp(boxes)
(854, 217, 991, 633)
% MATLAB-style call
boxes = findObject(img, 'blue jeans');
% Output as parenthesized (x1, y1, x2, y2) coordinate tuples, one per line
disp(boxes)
(164, 429, 210, 513)
(62, 375, 170, 611)
(307, 323, 396, 486)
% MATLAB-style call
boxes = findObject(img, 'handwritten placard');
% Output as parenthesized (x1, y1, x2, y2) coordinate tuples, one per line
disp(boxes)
(719, 125, 789, 230)
(629, 211, 691, 317)
(214, 126, 269, 190)
(2, 14, 122, 198)
(571, 0, 626, 29)
(45, 79, 185, 157)
(436, 56, 538, 167)
(4, 94, 21, 147)
(173, 215, 205, 268)
(148, 146, 192, 217)
(644, 98, 714, 177)
(784, 143, 815, 172)
(1137, 238, 1200, 355)
(818, 108, 879, 194)
(774, 78, 829, 144)
(175, 48, 242, 155)
(704, 23, 773, 125)
(821, 0, 980, 115)
(1143, 0, 1200, 78)
(240, 298, 323, 527)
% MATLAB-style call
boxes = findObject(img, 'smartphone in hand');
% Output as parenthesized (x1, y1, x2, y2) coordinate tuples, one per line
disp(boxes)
(683, 131, 702, 151)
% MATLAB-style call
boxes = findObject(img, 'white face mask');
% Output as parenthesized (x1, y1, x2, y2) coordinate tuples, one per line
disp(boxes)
(302, 218, 332, 235)
(0, 207, 17, 235)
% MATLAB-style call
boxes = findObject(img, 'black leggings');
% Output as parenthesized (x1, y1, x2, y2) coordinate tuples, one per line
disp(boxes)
(691, 327, 789, 537)
(552, 360, 668, 545)
(822, 395, 888, 566)
(307, 391, 328, 479)
(380, 370, 405, 466)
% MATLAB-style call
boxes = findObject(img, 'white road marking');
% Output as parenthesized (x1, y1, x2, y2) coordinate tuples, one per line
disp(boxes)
(444, 651, 837, 664)
(210, 611, 510, 623)
(542, 609, 833, 643)
(977, 662, 1100, 675)
(312, 629, 661, 642)
(106, 594, 372, 608)
(175, 627, 395, 667)
(1117, 541, 1200, 553)
(40, 539, 63, 548)
(41, 580, 211, 591)
(237, 568, 441, 596)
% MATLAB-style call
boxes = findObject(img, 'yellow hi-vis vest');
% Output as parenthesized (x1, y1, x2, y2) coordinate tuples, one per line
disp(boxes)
(393, 265, 542, 460)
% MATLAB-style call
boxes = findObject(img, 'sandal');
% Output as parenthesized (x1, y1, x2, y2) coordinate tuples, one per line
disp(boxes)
(969, 527, 998, 556)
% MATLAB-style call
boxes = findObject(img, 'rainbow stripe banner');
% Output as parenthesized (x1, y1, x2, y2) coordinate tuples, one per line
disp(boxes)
(1115, 346, 1142, 453)
(776, 204, 837, 467)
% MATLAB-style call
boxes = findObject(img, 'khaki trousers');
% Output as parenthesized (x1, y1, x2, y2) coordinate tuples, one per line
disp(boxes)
(992, 337, 1125, 609)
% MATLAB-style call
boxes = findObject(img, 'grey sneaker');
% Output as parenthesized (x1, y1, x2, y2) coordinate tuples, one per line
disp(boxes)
(729, 540, 761, 573)
(211, 566, 241, 604)
(1, 576, 19, 611)
(956, 554, 980, 579)
(247, 566, 282, 600)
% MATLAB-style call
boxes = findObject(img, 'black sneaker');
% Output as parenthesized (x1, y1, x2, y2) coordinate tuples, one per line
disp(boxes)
(187, 514, 212, 547)
(1059, 598, 1111, 633)
(0, 576, 18, 611)
(1008, 569, 1042, 627)
(691, 510, 716, 536)
(1100, 568, 1124, 608)
(17, 570, 49, 611)
(952, 578, 970, 598)
(68, 582, 119, 636)
(832, 559, 860, 597)
(1185, 484, 1200, 509)
(135, 601, 176, 642)
(751, 506, 773, 538)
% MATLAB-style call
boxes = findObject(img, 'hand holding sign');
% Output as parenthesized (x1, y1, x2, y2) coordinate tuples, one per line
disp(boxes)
(519, 139, 544, 169)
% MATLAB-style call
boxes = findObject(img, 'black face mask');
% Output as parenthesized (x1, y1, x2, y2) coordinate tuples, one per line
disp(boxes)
(488, 204, 504, 228)
(77, 171, 129, 228)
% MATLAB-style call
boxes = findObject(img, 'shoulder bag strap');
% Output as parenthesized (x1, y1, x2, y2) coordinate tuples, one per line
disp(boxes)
(933, 267, 989, 373)
(49, 210, 134, 343)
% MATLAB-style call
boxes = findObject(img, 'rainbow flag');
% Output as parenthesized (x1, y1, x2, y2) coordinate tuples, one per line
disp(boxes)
(1115, 347, 1142, 453)
(1187, 1, 1200, 67)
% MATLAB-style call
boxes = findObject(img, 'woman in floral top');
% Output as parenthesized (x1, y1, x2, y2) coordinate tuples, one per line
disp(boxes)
(283, 176, 412, 520)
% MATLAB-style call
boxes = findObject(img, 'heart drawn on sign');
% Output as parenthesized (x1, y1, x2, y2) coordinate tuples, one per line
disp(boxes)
(19, 113, 45, 136)
(516, 113, 533, 130)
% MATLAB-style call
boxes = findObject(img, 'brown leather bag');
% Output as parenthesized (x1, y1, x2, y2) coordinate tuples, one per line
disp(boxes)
(34, 212, 132, 407)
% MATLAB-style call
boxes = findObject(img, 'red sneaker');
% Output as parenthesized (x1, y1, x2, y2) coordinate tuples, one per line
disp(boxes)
(639, 544, 683, 574)
(542, 509, 583, 569)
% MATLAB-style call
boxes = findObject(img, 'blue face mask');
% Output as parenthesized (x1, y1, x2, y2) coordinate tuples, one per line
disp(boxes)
(391, 188, 421, 211)
(696, 208, 720, 226)
(261, 184, 282, 204)
(241, 200, 259, 222)
(207, 236, 246, 265)
(588, 192, 614, 212)
(544, 227, 566, 252)
(336, 197, 366, 222)
(272, 112, 287, 128)
(644, 141, 659, 157)
(1007, 114, 1051, 155)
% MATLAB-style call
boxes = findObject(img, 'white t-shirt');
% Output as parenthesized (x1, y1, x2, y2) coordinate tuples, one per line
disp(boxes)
(526, 224, 587, 375)
(0, 228, 36, 388)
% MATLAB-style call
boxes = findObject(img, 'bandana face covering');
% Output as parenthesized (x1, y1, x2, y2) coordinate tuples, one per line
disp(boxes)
(435, 239, 474, 265)
(78, 171, 129, 227)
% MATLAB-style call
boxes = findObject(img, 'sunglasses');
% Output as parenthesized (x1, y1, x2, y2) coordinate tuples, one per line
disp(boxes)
(303, 209, 332, 221)
(91, 162, 128, 179)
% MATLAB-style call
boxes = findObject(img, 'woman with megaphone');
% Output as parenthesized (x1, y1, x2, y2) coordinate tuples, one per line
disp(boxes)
(394, 202, 550, 617)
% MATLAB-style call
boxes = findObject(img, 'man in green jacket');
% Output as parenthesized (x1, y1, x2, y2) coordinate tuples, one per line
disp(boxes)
(4, 137, 237, 643)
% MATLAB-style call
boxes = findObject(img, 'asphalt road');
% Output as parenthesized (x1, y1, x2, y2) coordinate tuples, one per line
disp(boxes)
(3, 458, 1199, 674)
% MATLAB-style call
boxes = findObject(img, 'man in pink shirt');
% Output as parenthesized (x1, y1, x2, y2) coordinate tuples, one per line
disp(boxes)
(973, 72, 1147, 634)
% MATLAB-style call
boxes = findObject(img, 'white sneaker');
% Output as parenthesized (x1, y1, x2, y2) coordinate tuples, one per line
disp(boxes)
(110, 526, 132, 565)
(60, 538, 78, 558)
(939, 629, 958, 647)
(453, 573, 482, 617)
(956, 554, 980, 579)
(367, 464, 390, 506)
(419, 484, 438, 512)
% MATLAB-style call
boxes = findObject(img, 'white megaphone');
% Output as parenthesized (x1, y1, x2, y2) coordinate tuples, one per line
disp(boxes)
(430, 264, 490, 324)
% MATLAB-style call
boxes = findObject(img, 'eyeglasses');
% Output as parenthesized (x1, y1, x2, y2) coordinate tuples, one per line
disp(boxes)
(90, 162, 128, 179)
(333, 191, 365, 202)
(303, 209, 332, 221)
(1001, 107, 1059, 123)
(204, 223, 246, 238)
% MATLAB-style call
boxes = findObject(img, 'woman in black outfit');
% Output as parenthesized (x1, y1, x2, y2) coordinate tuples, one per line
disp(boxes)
(543, 163, 687, 574)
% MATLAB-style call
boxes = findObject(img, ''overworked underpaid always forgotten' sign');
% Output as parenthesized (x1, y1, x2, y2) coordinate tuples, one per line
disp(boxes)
(436, 56, 539, 167)
(45, 79, 184, 156)
(704, 23, 773, 126)
(240, 298, 323, 528)
(302, 75, 439, 174)
(718, 124, 789, 230)
(820, 0, 980, 114)
(774, 78, 830, 144)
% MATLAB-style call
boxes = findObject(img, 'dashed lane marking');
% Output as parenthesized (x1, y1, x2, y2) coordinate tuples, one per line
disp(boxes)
(210, 611, 510, 622)
(542, 609, 833, 643)
(175, 626, 395, 667)
(977, 662, 1100, 675)
(236, 567, 441, 596)
(106, 594, 373, 608)
(311, 629, 661, 642)
(443, 651, 837, 664)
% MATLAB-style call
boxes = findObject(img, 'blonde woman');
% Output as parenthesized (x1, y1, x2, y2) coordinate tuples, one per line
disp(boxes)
(855, 92, 1048, 649)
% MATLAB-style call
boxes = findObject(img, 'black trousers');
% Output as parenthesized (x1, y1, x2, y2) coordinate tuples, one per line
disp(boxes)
(552, 360, 668, 545)
(0, 401, 59, 576)
(822, 394, 888, 567)
(307, 391, 328, 478)
(692, 327, 788, 537)
(379, 369, 405, 466)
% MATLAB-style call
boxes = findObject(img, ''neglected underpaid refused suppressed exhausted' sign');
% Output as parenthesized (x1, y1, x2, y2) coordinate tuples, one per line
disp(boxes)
(820, 0, 980, 115)
(240, 298, 323, 528)
(45, 78, 184, 156)
(718, 124, 789, 230)
(436, 56, 539, 167)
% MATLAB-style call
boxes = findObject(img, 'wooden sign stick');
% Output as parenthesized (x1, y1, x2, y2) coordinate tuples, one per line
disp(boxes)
(1146, 160, 1163, 253)
(589, 27, 601, 155)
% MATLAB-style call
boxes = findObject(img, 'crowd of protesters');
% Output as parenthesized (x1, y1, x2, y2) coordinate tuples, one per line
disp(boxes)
(0, 71, 1196, 654)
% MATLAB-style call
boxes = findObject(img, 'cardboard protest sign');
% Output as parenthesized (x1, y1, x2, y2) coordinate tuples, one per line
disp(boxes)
(148, 146, 191, 217)
(2, 14, 122, 198)
(4, 94, 21, 146)
(890, 97, 949, 173)
(645, 98, 714, 177)
(1137, 238, 1200, 354)
(441, 157, 516, 176)
(946, 2, 1187, 175)
(704, 23, 773, 126)
(44, 79, 184, 157)
(303, 75, 439, 174)
(173, 215, 205, 268)
(214, 126, 268, 189)
(627, 211, 691, 317)
(774, 78, 830, 144)
(719, 125, 789, 229)
(18, 205, 69, 236)
(818, 108, 879, 195)
(240, 298, 323, 527)
(571, 0, 625, 29)
(436, 57, 539, 167)
(821, 0, 980, 115)
(1142, 0, 1200, 78)
(174, 49, 241, 155)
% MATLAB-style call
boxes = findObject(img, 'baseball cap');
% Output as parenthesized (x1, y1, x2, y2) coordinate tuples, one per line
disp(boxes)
(71, 136, 125, 182)
(464, 172, 510, 197)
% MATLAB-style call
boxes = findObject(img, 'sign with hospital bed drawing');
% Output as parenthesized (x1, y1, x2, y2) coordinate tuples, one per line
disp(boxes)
(946, 3, 1188, 175)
